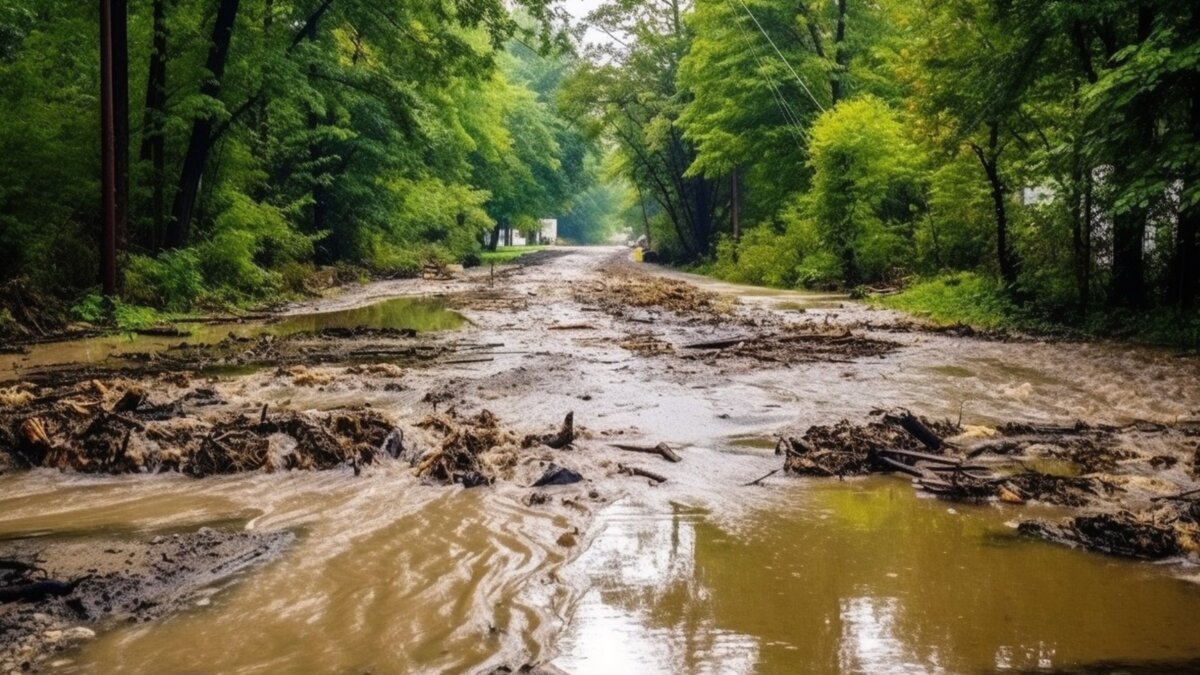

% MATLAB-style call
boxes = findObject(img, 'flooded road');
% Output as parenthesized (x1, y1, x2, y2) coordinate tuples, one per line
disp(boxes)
(0, 297, 465, 381)
(557, 479, 1200, 674)
(2, 247, 1199, 673)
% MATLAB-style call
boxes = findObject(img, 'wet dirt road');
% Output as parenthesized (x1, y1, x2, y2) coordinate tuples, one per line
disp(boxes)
(3, 247, 1200, 674)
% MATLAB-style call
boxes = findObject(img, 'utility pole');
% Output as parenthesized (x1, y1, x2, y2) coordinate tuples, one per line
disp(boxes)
(100, 0, 118, 296)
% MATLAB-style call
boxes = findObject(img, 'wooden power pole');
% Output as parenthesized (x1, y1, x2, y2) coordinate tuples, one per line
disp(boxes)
(100, 0, 118, 296)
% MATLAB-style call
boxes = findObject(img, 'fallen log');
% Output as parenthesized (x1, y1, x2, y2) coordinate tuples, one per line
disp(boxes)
(874, 454, 924, 478)
(877, 447, 959, 466)
(610, 442, 681, 462)
(1151, 487, 1200, 502)
(925, 462, 989, 473)
(885, 410, 943, 450)
(618, 464, 667, 483)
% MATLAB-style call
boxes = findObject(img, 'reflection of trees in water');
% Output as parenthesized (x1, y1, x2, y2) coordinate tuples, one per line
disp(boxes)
(565, 482, 1200, 673)
(559, 502, 758, 674)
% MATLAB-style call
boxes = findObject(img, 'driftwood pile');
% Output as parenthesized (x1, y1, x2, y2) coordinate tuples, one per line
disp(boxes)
(16, 326, 456, 388)
(778, 410, 991, 498)
(0, 381, 397, 476)
(401, 410, 577, 487)
(780, 409, 1200, 559)
(680, 328, 897, 365)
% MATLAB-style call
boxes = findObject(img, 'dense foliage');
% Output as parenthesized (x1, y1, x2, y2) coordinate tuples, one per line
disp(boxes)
(566, 0, 1200, 340)
(0, 0, 606, 317)
(2, 0, 1197, 342)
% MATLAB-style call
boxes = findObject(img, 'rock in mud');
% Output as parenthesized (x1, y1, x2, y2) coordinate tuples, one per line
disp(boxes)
(531, 464, 583, 487)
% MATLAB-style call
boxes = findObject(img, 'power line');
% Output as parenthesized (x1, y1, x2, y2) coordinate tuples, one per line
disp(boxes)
(723, 0, 809, 147)
(731, 0, 826, 113)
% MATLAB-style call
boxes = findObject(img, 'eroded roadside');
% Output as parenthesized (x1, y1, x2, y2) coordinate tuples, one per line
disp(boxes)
(1, 247, 1199, 673)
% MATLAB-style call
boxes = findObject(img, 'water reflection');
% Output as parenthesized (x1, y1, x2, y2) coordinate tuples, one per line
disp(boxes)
(556, 503, 758, 674)
(556, 480, 1200, 674)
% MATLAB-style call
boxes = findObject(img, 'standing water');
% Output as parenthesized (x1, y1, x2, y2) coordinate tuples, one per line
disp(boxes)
(3, 250, 1200, 673)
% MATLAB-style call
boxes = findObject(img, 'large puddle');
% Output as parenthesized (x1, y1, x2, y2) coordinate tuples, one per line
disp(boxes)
(0, 297, 465, 381)
(0, 469, 572, 674)
(556, 479, 1200, 674)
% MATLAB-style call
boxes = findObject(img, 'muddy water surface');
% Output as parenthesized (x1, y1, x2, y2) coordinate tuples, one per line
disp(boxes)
(0, 468, 575, 674)
(556, 478, 1200, 674)
(0, 297, 464, 381)
(4, 248, 1200, 673)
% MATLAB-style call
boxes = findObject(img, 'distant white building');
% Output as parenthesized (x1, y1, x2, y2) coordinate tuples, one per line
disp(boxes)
(537, 218, 558, 245)
(490, 218, 559, 247)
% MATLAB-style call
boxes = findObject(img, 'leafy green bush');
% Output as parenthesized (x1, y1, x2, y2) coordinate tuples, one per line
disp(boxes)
(876, 272, 1019, 328)
(122, 250, 203, 312)
(795, 250, 843, 289)
(71, 293, 164, 331)
(806, 96, 926, 285)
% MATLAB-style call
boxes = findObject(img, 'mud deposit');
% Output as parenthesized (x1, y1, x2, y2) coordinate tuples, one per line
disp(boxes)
(2, 248, 1200, 673)
(0, 527, 292, 672)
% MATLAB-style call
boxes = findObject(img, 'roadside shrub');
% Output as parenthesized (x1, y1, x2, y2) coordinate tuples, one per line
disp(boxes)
(807, 96, 926, 285)
(877, 272, 1019, 328)
(122, 250, 203, 312)
(795, 250, 843, 289)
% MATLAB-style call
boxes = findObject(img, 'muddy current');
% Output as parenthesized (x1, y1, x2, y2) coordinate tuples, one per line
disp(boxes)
(2, 248, 1200, 674)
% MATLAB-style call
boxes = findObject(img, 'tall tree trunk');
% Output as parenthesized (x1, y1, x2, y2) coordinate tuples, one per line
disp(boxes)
(139, 0, 167, 250)
(971, 124, 1018, 288)
(1174, 7, 1199, 311)
(166, 0, 241, 249)
(254, 0, 273, 164)
(113, 0, 129, 254)
(488, 222, 501, 251)
(100, 0, 118, 296)
(1079, 171, 1093, 314)
(1070, 146, 1092, 315)
(1176, 84, 1199, 311)
(1110, 5, 1156, 308)
(1110, 199, 1147, 308)
(830, 0, 848, 104)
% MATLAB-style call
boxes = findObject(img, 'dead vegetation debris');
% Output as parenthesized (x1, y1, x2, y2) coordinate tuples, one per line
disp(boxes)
(573, 270, 736, 323)
(778, 409, 1200, 560)
(395, 409, 579, 487)
(681, 328, 898, 365)
(17, 327, 453, 388)
(1018, 504, 1198, 559)
(0, 380, 398, 477)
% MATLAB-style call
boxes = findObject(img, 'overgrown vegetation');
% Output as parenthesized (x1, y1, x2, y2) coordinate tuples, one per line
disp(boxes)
(564, 0, 1200, 344)
(0, 1, 613, 329)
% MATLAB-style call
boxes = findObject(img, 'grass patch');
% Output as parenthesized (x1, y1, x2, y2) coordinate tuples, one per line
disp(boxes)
(876, 273, 1200, 348)
(874, 272, 1021, 329)
(478, 246, 546, 266)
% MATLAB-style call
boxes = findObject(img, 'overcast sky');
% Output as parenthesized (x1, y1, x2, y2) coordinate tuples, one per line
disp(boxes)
(560, 0, 612, 49)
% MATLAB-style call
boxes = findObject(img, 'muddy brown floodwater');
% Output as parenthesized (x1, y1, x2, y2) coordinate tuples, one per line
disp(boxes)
(2, 247, 1200, 674)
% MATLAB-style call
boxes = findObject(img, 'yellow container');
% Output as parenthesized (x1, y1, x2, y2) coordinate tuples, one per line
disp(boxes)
(632, 247, 644, 263)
